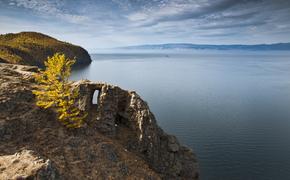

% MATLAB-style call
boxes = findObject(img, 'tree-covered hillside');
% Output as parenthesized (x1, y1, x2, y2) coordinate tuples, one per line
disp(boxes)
(0, 32, 91, 67)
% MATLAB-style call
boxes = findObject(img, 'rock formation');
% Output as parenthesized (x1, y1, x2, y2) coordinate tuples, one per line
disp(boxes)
(0, 63, 199, 179)
(0, 150, 59, 179)
(0, 32, 92, 67)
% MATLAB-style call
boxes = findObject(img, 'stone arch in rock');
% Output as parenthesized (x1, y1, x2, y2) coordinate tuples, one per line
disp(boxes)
(92, 90, 100, 105)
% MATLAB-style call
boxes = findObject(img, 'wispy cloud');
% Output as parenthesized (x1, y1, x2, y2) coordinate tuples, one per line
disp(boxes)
(9, 0, 89, 23)
(0, 0, 290, 49)
(126, 0, 261, 26)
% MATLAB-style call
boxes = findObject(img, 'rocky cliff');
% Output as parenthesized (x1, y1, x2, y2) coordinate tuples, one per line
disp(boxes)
(0, 32, 92, 67)
(0, 63, 199, 179)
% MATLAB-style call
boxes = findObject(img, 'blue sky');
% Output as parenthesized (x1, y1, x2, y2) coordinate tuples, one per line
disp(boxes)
(0, 0, 290, 52)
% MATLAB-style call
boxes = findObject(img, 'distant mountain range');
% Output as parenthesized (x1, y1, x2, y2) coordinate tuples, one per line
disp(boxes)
(120, 43, 290, 51)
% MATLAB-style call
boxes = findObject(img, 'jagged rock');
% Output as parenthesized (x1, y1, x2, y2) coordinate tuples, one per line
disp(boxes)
(168, 135, 180, 152)
(0, 150, 59, 180)
(0, 63, 199, 179)
(74, 80, 200, 179)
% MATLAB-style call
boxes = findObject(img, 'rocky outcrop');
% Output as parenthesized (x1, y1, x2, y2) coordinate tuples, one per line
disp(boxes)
(0, 63, 199, 179)
(0, 150, 59, 179)
(0, 32, 92, 68)
(75, 81, 200, 179)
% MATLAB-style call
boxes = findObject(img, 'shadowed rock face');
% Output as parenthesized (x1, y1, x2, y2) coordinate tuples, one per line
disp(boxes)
(0, 63, 199, 179)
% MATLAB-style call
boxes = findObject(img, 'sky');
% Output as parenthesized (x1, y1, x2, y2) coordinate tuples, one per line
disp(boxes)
(0, 0, 290, 52)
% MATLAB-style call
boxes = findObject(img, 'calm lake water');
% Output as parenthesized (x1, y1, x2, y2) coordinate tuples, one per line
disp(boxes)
(71, 50, 290, 180)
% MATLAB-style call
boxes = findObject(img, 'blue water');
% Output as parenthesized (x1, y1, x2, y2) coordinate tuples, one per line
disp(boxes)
(71, 50, 290, 180)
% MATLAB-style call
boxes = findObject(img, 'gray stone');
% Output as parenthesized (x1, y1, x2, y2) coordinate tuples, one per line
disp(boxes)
(0, 150, 60, 180)
(168, 143, 180, 152)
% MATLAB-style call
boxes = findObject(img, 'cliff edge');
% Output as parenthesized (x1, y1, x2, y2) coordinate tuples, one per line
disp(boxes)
(0, 63, 199, 179)
(0, 32, 92, 67)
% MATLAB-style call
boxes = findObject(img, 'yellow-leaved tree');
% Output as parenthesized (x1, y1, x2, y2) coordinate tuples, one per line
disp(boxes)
(33, 53, 87, 128)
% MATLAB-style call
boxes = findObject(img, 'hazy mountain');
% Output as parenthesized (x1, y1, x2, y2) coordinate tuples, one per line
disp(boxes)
(121, 43, 290, 51)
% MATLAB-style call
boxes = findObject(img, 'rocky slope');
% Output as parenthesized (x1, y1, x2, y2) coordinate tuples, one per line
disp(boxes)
(0, 32, 92, 67)
(0, 63, 199, 179)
